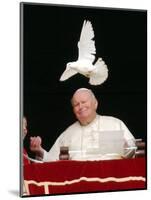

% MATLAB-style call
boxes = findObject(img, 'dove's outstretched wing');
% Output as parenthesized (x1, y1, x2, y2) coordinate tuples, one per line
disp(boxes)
(89, 58, 108, 85)
(60, 67, 78, 81)
(78, 20, 96, 63)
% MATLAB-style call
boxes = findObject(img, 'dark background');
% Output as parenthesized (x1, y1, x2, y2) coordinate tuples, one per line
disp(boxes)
(21, 3, 147, 155)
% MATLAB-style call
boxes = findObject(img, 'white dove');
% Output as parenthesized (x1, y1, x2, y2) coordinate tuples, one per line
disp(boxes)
(60, 20, 108, 85)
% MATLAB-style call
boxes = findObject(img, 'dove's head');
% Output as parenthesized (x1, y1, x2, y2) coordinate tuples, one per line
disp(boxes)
(67, 62, 77, 69)
(71, 88, 98, 125)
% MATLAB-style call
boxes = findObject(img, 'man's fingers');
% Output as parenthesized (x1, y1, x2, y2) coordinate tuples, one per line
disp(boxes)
(30, 136, 42, 149)
(36, 136, 42, 145)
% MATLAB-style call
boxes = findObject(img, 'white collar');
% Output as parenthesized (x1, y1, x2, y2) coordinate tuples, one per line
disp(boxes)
(79, 114, 100, 130)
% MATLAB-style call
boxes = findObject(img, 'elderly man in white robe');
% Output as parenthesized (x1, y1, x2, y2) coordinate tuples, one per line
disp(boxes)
(30, 88, 136, 161)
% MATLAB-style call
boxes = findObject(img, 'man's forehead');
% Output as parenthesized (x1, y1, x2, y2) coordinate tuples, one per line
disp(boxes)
(72, 90, 91, 101)
(74, 89, 90, 97)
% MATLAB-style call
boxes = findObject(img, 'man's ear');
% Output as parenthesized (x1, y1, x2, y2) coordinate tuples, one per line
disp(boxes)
(95, 99, 98, 110)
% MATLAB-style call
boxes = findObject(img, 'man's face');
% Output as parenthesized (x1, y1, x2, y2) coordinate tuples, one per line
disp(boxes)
(72, 91, 97, 125)
(23, 117, 28, 138)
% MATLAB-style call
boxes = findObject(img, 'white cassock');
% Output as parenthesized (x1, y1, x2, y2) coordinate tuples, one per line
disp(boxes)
(42, 115, 136, 162)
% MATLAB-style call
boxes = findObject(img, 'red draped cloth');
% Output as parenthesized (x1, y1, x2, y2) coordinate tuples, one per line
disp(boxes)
(24, 157, 146, 196)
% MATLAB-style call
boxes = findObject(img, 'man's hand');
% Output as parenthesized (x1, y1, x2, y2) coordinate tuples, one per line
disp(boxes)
(30, 136, 44, 160)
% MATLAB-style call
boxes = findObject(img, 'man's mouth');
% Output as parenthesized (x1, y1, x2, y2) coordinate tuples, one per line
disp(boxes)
(78, 108, 87, 115)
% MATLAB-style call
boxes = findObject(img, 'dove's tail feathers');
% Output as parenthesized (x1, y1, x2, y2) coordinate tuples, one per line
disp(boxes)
(89, 58, 108, 85)
(60, 68, 78, 81)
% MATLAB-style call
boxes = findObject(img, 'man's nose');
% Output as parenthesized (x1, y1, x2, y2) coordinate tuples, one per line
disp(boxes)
(79, 103, 83, 109)
(24, 128, 27, 134)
